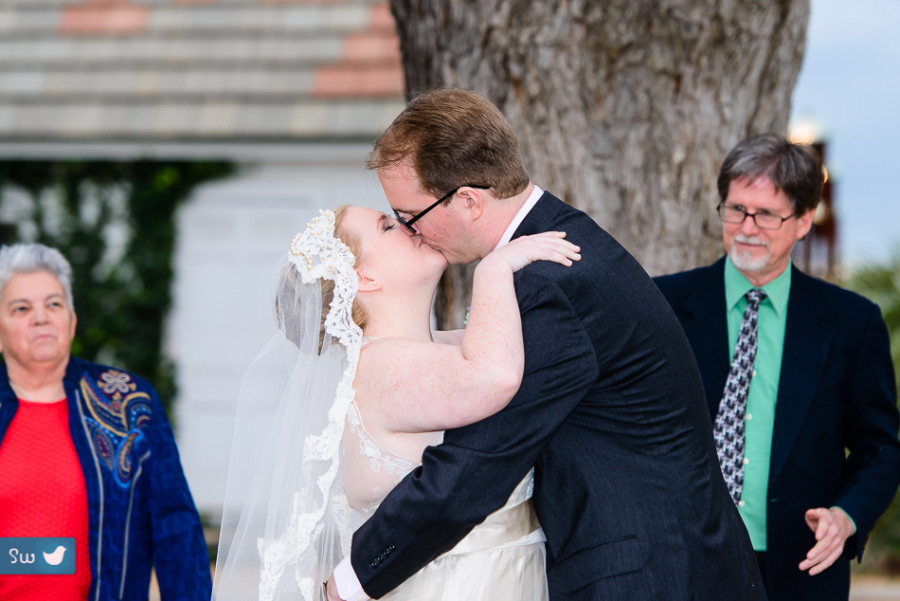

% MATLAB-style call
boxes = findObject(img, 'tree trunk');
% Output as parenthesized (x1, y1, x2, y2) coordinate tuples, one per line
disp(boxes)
(389, 0, 809, 328)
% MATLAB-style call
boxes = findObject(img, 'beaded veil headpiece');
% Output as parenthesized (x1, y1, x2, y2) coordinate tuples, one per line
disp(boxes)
(214, 209, 364, 601)
(287, 209, 362, 352)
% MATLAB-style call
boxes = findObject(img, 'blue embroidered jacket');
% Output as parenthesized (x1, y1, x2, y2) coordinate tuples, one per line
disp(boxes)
(0, 356, 211, 601)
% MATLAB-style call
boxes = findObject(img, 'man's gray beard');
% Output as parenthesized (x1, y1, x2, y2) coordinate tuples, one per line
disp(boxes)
(728, 239, 770, 273)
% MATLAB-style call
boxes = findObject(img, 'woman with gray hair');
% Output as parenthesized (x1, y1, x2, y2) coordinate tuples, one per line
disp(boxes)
(0, 243, 210, 601)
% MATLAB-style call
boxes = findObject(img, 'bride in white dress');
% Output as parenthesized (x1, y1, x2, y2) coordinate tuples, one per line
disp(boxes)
(213, 206, 579, 601)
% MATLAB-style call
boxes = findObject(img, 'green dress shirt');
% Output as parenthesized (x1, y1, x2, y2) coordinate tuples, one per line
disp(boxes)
(724, 257, 790, 550)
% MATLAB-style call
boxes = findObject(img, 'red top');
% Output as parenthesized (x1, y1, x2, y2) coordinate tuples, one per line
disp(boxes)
(0, 399, 91, 599)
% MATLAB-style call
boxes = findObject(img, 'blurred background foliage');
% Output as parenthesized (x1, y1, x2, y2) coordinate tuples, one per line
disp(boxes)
(848, 249, 900, 572)
(0, 160, 234, 419)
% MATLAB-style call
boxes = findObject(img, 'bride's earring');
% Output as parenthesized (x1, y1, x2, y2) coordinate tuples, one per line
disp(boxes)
(357, 271, 380, 291)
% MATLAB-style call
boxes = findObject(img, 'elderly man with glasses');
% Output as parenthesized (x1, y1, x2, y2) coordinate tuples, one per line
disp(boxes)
(655, 133, 900, 601)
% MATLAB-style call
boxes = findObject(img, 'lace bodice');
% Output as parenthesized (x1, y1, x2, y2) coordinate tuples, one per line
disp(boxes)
(343, 400, 443, 517)
(343, 398, 536, 523)
(343, 401, 545, 601)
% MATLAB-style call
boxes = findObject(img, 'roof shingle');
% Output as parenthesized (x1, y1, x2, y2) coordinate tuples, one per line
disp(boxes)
(0, 0, 405, 141)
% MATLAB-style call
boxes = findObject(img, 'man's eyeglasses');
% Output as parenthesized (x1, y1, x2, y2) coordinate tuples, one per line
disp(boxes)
(717, 203, 796, 231)
(394, 184, 491, 233)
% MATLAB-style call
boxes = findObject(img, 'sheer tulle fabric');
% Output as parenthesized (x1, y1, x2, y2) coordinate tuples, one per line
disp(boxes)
(214, 247, 361, 601)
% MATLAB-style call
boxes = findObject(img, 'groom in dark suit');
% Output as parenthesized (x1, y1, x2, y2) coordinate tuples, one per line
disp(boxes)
(655, 133, 900, 600)
(325, 88, 764, 601)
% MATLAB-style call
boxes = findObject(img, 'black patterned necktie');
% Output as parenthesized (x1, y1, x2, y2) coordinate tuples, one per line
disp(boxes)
(714, 288, 767, 504)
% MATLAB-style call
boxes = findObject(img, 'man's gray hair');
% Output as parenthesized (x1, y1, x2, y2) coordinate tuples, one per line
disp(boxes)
(0, 243, 75, 312)
(717, 133, 824, 214)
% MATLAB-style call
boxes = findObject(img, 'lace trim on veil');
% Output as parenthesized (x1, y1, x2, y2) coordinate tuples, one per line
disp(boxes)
(256, 210, 363, 601)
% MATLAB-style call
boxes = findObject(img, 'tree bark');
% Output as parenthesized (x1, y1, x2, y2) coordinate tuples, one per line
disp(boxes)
(389, 0, 810, 328)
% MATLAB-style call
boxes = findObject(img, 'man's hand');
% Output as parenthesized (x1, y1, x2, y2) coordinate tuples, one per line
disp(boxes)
(798, 507, 855, 575)
(323, 575, 341, 601)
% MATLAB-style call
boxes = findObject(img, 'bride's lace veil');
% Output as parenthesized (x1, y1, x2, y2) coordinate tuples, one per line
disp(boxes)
(213, 209, 363, 601)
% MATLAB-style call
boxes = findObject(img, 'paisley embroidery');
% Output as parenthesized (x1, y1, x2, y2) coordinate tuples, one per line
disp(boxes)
(81, 369, 152, 487)
(85, 418, 117, 473)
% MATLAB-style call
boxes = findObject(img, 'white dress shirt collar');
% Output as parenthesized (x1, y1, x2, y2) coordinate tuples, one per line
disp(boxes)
(495, 184, 544, 250)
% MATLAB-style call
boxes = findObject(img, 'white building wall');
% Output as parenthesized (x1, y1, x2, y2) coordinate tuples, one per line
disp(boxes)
(169, 145, 385, 519)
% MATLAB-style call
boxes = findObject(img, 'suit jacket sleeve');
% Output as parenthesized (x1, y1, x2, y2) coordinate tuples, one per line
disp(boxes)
(833, 301, 900, 542)
(350, 269, 598, 598)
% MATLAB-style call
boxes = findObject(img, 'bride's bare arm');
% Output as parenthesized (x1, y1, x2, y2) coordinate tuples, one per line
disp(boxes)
(359, 232, 579, 433)
(431, 329, 463, 345)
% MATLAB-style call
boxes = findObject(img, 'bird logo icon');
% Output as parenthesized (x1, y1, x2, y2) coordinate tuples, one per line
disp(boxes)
(42, 545, 67, 566)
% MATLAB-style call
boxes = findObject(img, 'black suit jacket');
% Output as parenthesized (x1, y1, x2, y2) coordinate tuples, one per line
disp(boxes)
(655, 257, 900, 601)
(350, 194, 764, 600)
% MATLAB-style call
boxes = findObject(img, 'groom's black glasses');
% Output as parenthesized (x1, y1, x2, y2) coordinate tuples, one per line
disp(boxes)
(394, 184, 491, 233)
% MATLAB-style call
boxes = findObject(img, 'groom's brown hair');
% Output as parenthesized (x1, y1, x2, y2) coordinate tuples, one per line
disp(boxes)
(367, 88, 530, 200)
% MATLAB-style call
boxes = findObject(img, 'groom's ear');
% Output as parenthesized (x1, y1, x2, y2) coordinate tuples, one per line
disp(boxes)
(458, 186, 485, 221)
(356, 270, 382, 292)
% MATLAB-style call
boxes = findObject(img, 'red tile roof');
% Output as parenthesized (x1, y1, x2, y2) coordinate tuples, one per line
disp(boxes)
(0, 0, 406, 141)
(60, 2, 150, 35)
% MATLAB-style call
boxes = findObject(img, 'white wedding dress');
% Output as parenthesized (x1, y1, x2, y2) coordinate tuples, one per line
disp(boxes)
(344, 400, 549, 601)
(214, 212, 546, 601)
